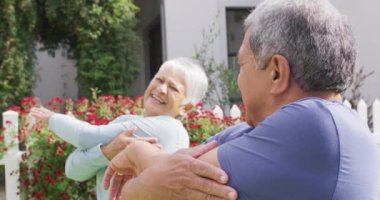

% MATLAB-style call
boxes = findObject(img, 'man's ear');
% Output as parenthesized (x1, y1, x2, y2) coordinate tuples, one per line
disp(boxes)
(268, 54, 291, 94)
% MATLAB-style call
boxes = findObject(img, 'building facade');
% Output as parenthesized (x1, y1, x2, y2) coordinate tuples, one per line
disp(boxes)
(34, 0, 380, 103)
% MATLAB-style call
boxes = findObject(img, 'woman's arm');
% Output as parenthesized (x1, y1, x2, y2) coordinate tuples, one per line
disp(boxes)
(65, 145, 109, 181)
(66, 129, 159, 182)
(49, 113, 130, 148)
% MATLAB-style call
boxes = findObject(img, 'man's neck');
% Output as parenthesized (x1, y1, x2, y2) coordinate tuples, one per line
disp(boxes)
(299, 91, 342, 102)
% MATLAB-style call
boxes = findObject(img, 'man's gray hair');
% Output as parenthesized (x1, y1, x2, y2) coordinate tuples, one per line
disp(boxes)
(244, 0, 356, 92)
(160, 57, 208, 105)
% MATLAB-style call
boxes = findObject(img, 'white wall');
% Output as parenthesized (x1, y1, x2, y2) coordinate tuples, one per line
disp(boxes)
(163, 0, 380, 102)
(163, 0, 224, 62)
(33, 46, 78, 103)
(162, 0, 260, 62)
(331, 0, 380, 103)
(32, 0, 380, 103)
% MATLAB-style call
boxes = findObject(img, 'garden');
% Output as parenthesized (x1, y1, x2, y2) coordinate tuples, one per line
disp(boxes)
(0, 1, 246, 199)
(0, 94, 244, 199)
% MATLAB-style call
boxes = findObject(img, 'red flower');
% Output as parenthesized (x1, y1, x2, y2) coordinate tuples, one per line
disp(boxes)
(7, 106, 21, 113)
(35, 192, 44, 199)
(54, 171, 60, 179)
(47, 136, 52, 144)
(56, 148, 63, 155)
(190, 141, 200, 147)
(23, 179, 30, 188)
(52, 97, 63, 103)
(45, 175, 52, 183)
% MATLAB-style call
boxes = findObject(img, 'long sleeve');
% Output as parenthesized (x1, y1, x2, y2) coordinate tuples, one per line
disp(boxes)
(63, 115, 139, 182)
(65, 144, 109, 181)
(49, 114, 135, 149)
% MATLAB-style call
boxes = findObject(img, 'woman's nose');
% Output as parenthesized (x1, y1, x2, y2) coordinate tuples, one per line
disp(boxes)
(157, 84, 167, 94)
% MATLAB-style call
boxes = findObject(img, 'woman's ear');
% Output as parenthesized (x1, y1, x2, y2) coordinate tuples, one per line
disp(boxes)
(180, 103, 195, 115)
(269, 54, 291, 94)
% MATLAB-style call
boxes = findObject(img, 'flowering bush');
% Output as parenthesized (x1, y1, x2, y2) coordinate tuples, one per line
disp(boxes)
(11, 95, 243, 199)
(182, 103, 243, 146)
(0, 128, 6, 159)
(0, 111, 21, 160)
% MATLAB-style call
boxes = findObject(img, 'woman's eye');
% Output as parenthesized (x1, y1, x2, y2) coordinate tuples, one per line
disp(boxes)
(170, 86, 179, 92)
(156, 78, 164, 83)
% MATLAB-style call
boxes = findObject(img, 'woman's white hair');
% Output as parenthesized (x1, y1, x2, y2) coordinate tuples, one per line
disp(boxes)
(159, 57, 208, 105)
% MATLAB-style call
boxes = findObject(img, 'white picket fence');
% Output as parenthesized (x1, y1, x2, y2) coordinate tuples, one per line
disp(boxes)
(1, 111, 23, 200)
(0, 99, 379, 199)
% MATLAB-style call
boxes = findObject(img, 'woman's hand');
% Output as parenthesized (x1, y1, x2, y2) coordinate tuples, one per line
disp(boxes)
(103, 142, 141, 200)
(104, 152, 136, 200)
(103, 140, 165, 200)
(30, 107, 54, 123)
(101, 128, 160, 160)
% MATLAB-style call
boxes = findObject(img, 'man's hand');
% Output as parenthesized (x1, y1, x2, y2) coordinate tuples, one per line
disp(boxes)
(30, 107, 54, 123)
(120, 141, 237, 200)
(101, 128, 160, 160)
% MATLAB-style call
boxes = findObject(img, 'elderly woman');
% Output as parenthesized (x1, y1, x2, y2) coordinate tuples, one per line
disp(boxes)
(30, 57, 208, 200)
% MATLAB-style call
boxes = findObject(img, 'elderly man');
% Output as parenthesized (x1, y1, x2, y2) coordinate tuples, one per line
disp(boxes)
(104, 0, 380, 199)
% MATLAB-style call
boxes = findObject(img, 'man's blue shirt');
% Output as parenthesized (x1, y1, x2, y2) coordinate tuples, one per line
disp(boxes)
(209, 98, 380, 200)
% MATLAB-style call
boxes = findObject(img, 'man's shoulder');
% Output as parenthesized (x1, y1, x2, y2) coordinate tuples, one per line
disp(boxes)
(207, 123, 254, 144)
(270, 98, 349, 128)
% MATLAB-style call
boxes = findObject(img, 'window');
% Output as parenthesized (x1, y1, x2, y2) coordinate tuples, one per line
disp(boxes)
(225, 8, 252, 103)
(226, 8, 252, 69)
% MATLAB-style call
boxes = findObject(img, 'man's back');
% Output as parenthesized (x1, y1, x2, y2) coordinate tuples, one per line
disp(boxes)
(329, 102, 380, 199)
(214, 98, 380, 199)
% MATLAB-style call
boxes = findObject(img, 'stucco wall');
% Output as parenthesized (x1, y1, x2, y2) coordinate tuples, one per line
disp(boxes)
(32, 0, 380, 103)
(163, 0, 380, 102)
(331, 0, 380, 102)
(33, 46, 78, 103)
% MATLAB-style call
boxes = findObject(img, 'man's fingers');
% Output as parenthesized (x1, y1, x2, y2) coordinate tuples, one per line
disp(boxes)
(184, 157, 236, 199)
(175, 188, 237, 200)
(183, 175, 237, 199)
(188, 141, 218, 158)
(103, 166, 116, 190)
(189, 158, 228, 184)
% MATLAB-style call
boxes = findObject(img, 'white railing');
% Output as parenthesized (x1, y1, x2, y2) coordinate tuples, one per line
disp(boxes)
(0, 98, 379, 199)
(0, 111, 23, 200)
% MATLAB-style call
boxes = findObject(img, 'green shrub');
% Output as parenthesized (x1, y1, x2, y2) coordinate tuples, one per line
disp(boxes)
(0, 0, 36, 113)
(0, 0, 141, 114)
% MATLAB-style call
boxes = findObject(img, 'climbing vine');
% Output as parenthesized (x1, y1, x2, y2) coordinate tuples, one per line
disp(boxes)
(0, 0, 141, 113)
(0, 0, 37, 113)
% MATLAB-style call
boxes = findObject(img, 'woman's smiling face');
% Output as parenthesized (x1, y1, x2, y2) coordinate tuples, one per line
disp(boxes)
(143, 66, 187, 117)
